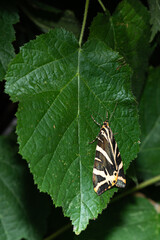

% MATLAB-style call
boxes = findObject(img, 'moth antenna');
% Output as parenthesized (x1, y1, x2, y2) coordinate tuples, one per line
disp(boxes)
(106, 112, 109, 121)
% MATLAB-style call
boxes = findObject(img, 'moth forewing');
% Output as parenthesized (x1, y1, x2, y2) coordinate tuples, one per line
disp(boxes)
(92, 118, 126, 195)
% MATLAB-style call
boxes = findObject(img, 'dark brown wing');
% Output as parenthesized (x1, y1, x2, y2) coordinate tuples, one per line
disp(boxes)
(93, 125, 118, 195)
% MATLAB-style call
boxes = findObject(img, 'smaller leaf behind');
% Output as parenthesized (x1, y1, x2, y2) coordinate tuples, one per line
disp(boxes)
(0, 2, 19, 81)
(89, 0, 151, 99)
(0, 136, 51, 240)
(148, 0, 160, 42)
(75, 196, 160, 240)
(136, 67, 160, 180)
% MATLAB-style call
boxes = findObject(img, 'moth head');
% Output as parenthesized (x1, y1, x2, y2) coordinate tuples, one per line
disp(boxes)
(103, 120, 109, 127)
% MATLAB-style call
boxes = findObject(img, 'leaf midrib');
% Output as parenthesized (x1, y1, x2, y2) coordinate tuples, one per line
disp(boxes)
(77, 47, 83, 232)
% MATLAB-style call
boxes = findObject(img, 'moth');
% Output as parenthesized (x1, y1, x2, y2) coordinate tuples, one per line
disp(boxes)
(91, 114, 126, 195)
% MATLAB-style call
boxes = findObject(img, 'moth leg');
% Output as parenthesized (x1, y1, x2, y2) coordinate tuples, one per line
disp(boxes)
(89, 137, 98, 144)
(91, 115, 101, 127)
(113, 132, 118, 135)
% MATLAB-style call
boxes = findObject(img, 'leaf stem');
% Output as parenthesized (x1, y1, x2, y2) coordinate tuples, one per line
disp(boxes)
(97, 0, 107, 12)
(44, 223, 71, 240)
(79, 0, 90, 47)
(112, 175, 160, 203)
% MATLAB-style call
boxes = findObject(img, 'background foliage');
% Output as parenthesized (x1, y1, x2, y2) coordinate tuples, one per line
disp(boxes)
(0, 0, 160, 239)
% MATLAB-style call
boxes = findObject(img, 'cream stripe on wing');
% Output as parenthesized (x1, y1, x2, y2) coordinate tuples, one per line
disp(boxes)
(117, 152, 120, 157)
(105, 127, 117, 166)
(101, 130, 108, 141)
(97, 137, 103, 142)
(95, 157, 102, 162)
(93, 168, 117, 182)
(93, 168, 107, 178)
(118, 161, 123, 170)
(114, 142, 118, 167)
(103, 127, 117, 167)
(96, 145, 113, 165)
(93, 173, 117, 192)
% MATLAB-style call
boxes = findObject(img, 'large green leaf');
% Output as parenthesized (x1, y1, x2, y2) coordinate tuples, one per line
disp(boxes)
(148, 0, 160, 41)
(136, 67, 160, 180)
(5, 28, 140, 234)
(76, 196, 160, 239)
(0, 136, 51, 240)
(0, 2, 19, 81)
(89, 0, 150, 99)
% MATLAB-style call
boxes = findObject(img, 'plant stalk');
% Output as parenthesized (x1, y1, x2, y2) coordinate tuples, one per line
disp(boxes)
(79, 0, 90, 47)
(112, 175, 160, 203)
(44, 223, 71, 240)
(98, 0, 107, 12)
